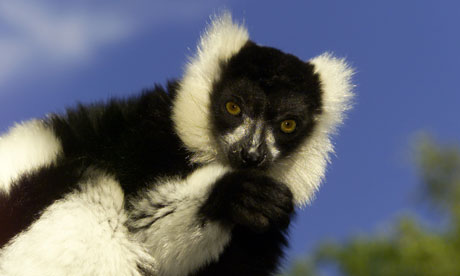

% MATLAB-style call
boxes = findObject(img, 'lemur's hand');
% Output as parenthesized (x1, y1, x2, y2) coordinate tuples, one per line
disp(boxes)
(200, 171, 294, 233)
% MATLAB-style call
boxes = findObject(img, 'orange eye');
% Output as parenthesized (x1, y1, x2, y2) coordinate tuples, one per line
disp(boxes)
(225, 102, 241, 116)
(280, 120, 296, 133)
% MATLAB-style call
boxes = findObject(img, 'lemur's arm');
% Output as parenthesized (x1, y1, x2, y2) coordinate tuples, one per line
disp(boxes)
(194, 170, 294, 276)
(127, 164, 232, 276)
(127, 165, 294, 276)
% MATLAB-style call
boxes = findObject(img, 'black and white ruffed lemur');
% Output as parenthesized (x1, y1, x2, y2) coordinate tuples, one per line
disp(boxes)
(0, 12, 354, 276)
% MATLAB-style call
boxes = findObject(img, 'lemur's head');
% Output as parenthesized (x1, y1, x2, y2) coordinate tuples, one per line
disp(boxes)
(172, 13, 354, 205)
(209, 41, 322, 170)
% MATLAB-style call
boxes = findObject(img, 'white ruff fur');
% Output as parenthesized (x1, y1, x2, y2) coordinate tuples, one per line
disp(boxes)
(128, 164, 232, 276)
(0, 173, 155, 276)
(0, 120, 62, 194)
(172, 12, 249, 164)
(269, 53, 354, 205)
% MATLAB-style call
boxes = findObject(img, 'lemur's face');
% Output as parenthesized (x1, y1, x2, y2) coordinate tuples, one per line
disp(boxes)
(210, 42, 323, 170)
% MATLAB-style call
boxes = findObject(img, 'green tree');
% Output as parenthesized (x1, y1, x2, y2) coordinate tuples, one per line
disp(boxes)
(283, 137, 460, 276)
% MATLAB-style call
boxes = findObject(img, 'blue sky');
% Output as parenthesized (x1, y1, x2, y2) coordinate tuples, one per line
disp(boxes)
(1, 0, 460, 272)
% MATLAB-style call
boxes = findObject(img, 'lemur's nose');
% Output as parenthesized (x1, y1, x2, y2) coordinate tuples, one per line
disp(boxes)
(241, 147, 266, 167)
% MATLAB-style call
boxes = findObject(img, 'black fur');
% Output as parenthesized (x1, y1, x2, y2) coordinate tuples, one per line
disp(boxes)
(210, 41, 323, 166)
(49, 82, 194, 198)
(191, 226, 290, 276)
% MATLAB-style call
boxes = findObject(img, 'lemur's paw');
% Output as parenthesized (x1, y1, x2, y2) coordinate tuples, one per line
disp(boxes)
(201, 171, 294, 233)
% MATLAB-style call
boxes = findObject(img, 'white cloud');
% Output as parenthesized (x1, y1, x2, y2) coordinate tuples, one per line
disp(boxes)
(0, 0, 212, 89)
(0, 38, 28, 85)
(0, 1, 134, 86)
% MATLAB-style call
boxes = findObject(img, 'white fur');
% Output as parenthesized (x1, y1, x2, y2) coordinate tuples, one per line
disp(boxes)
(222, 116, 252, 146)
(248, 120, 263, 152)
(128, 164, 232, 276)
(0, 173, 155, 276)
(172, 12, 249, 163)
(269, 53, 354, 205)
(266, 128, 280, 159)
(0, 120, 62, 194)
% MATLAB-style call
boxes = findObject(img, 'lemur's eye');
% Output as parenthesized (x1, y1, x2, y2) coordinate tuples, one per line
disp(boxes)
(225, 102, 241, 116)
(280, 120, 296, 133)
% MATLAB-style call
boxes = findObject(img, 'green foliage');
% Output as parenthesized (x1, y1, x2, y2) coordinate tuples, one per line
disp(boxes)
(416, 136, 460, 219)
(283, 137, 460, 276)
(281, 258, 317, 276)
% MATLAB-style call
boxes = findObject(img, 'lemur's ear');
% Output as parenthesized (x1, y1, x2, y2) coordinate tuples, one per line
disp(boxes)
(269, 53, 355, 206)
(309, 53, 355, 133)
(172, 12, 249, 164)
